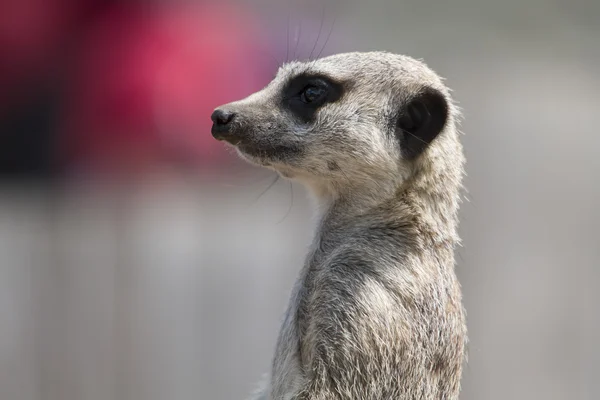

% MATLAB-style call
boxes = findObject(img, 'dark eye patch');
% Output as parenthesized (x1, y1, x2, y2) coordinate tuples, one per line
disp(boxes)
(281, 73, 344, 123)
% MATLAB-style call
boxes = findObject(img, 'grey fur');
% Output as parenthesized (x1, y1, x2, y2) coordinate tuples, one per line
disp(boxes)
(212, 52, 467, 400)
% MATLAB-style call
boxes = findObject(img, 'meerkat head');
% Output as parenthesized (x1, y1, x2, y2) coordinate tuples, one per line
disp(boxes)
(211, 52, 458, 200)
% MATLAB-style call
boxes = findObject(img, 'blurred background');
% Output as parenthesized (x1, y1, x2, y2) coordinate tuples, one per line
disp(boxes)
(0, 0, 598, 399)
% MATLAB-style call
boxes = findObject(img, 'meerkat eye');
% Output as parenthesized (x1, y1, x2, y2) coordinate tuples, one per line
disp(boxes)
(300, 85, 327, 104)
(282, 74, 344, 122)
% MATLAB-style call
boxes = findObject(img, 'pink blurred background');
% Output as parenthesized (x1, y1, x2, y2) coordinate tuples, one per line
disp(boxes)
(0, 0, 279, 178)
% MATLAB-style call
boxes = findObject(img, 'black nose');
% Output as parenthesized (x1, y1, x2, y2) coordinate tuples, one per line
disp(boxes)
(211, 109, 238, 141)
(211, 109, 235, 127)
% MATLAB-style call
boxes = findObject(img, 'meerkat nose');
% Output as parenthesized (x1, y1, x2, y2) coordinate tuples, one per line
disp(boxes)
(211, 109, 237, 141)
(211, 109, 235, 127)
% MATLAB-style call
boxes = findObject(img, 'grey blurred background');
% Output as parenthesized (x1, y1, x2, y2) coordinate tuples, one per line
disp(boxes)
(0, 0, 598, 399)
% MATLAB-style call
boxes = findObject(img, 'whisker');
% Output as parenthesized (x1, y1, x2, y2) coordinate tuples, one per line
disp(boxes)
(277, 181, 295, 224)
(317, 12, 337, 59)
(293, 18, 303, 60)
(401, 129, 431, 146)
(309, 2, 327, 60)
(251, 173, 280, 204)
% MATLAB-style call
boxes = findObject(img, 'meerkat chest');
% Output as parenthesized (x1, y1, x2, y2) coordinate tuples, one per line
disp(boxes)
(269, 251, 326, 399)
(271, 241, 336, 372)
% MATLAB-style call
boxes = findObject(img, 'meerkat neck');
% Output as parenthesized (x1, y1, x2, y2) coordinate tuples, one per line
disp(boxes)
(406, 143, 464, 244)
(309, 179, 400, 226)
(406, 171, 462, 244)
(308, 158, 462, 246)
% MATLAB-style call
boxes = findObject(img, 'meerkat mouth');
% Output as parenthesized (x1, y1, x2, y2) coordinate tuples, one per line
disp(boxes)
(236, 142, 302, 163)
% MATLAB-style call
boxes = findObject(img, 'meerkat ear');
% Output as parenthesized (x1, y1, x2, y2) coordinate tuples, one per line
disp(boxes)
(396, 87, 448, 159)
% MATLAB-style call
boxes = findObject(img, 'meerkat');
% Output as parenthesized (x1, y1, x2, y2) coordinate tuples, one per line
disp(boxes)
(211, 51, 467, 400)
